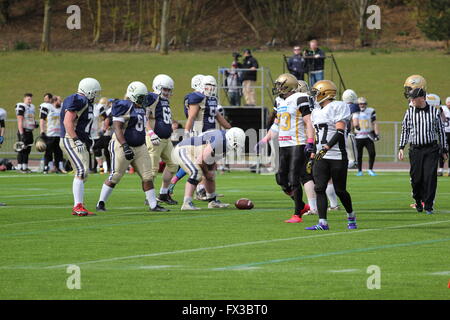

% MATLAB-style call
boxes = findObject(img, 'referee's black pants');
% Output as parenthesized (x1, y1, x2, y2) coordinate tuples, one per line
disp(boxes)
(313, 158, 353, 220)
(409, 143, 440, 210)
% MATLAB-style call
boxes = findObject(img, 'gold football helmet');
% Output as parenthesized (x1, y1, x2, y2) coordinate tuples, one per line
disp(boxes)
(311, 80, 337, 104)
(272, 73, 298, 96)
(404, 75, 427, 99)
(296, 80, 310, 94)
(35, 137, 47, 152)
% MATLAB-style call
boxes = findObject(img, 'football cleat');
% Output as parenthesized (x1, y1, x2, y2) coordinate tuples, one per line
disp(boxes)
(195, 188, 208, 201)
(284, 215, 303, 223)
(367, 169, 377, 176)
(305, 223, 329, 231)
(181, 201, 201, 211)
(72, 203, 95, 216)
(96, 201, 107, 212)
(347, 218, 357, 229)
(328, 205, 340, 211)
(426, 210, 434, 215)
(356, 171, 363, 176)
(208, 200, 230, 209)
(303, 209, 318, 216)
(157, 193, 178, 205)
(299, 203, 310, 216)
(149, 204, 170, 212)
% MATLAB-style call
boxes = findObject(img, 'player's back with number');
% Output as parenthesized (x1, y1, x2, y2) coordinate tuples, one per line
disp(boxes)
(185, 91, 217, 133)
(111, 99, 146, 146)
(60, 94, 93, 143)
(146, 92, 173, 139)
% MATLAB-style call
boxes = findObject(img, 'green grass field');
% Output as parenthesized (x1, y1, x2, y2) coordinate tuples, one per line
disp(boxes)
(1, 50, 450, 121)
(0, 170, 449, 299)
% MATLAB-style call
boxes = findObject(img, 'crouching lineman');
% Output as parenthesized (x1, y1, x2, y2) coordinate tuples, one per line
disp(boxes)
(306, 80, 357, 230)
(60, 78, 101, 216)
(173, 128, 245, 210)
(95, 81, 168, 212)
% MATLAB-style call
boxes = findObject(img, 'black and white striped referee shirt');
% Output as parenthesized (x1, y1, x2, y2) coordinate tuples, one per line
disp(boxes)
(399, 103, 447, 150)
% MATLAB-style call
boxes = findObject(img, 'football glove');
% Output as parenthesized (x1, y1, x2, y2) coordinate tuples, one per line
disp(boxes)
(73, 138, 86, 153)
(18, 133, 24, 142)
(122, 143, 135, 160)
(373, 134, 380, 141)
(40, 132, 47, 140)
(147, 130, 161, 146)
(314, 148, 328, 161)
(304, 142, 316, 156)
(0, 136, 3, 144)
(306, 159, 313, 175)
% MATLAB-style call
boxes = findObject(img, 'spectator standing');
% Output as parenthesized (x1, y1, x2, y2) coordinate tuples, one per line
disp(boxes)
(241, 49, 259, 106)
(224, 62, 242, 106)
(439, 97, 450, 176)
(15, 93, 37, 173)
(304, 39, 325, 86)
(287, 46, 307, 80)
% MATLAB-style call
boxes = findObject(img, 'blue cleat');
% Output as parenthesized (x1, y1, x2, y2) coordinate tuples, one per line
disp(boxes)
(367, 170, 377, 176)
(356, 171, 363, 176)
(426, 210, 434, 215)
(305, 223, 329, 231)
(347, 218, 357, 229)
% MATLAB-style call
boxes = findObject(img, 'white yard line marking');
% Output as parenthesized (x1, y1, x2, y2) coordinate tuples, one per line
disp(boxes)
(5, 219, 445, 270)
(427, 271, 450, 275)
(328, 269, 360, 273)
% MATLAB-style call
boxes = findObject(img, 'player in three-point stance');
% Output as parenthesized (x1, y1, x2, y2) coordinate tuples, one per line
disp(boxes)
(172, 128, 245, 211)
(306, 80, 357, 230)
(96, 81, 168, 212)
(60, 78, 101, 216)
(145, 74, 179, 205)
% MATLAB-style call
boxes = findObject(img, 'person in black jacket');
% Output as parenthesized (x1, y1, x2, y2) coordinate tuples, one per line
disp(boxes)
(241, 49, 259, 106)
(303, 39, 325, 86)
(287, 46, 306, 80)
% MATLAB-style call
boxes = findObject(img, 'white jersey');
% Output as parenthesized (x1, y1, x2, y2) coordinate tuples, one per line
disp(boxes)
(353, 107, 376, 139)
(0, 108, 6, 121)
(15, 103, 36, 130)
(441, 105, 450, 133)
(91, 103, 106, 139)
(40, 103, 61, 137)
(312, 100, 351, 160)
(104, 108, 113, 136)
(273, 92, 312, 147)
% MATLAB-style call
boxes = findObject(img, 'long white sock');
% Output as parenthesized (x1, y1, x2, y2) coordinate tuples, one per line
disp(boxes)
(304, 181, 317, 211)
(145, 189, 157, 209)
(98, 184, 114, 204)
(59, 161, 65, 171)
(326, 183, 338, 208)
(184, 196, 193, 204)
(73, 178, 84, 206)
(319, 219, 328, 225)
(347, 211, 356, 219)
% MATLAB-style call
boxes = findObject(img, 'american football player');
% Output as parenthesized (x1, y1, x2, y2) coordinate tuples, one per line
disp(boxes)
(172, 128, 244, 210)
(353, 97, 380, 176)
(15, 93, 37, 173)
(60, 78, 101, 216)
(96, 81, 168, 213)
(440, 97, 450, 176)
(145, 74, 178, 205)
(306, 80, 357, 230)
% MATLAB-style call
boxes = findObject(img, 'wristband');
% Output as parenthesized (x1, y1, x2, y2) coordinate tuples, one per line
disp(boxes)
(306, 138, 315, 144)
(147, 129, 155, 136)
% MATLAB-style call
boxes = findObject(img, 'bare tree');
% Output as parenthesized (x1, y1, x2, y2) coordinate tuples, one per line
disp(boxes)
(160, 0, 170, 54)
(40, 0, 53, 52)
(147, 0, 160, 49)
(86, 0, 102, 44)
(349, 0, 369, 47)
(231, 0, 260, 42)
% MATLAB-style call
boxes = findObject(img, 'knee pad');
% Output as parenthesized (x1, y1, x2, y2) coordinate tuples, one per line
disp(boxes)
(188, 178, 199, 185)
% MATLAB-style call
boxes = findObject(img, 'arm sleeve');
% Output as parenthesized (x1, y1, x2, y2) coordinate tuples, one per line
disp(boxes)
(399, 110, 410, 149)
(0, 120, 5, 128)
(15, 104, 25, 116)
(371, 110, 377, 122)
(297, 96, 312, 116)
(40, 106, 49, 120)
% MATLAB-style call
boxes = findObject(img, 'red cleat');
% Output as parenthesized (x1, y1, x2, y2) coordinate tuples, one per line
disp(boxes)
(299, 203, 310, 216)
(72, 203, 96, 216)
(285, 215, 303, 223)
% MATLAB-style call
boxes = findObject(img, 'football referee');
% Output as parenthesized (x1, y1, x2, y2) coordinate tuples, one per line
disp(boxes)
(398, 87, 448, 214)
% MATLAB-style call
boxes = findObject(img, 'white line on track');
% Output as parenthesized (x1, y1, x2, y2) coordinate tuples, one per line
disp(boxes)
(7, 219, 446, 270)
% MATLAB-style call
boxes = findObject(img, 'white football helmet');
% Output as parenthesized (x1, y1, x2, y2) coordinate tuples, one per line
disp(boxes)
(426, 93, 441, 108)
(78, 77, 101, 102)
(342, 89, 358, 104)
(126, 81, 148, 105)
(225, 127, 245, 152)
(152, 74, 174, 98)
(201, 75, 217, 97)
(191, 74, 204, 92)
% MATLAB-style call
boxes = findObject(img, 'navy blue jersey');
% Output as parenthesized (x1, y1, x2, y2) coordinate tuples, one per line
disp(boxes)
(185, 92, 218, 133)
(60, 94, 93, 143)
(112, 100, 146, 147)
(146, 92, 173, 139)
(349, 103, 360, 114)
(179, 129, 227, 156)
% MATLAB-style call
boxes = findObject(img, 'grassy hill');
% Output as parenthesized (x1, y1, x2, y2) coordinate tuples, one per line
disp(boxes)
(1, 50, 449, 122)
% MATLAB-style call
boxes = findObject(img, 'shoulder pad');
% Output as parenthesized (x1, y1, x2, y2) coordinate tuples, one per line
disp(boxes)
(188, 92, 205, 105)
(112, 100, 133, 117)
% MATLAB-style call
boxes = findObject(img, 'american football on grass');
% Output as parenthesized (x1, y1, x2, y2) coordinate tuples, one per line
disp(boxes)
(235, 198, 254, 210)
